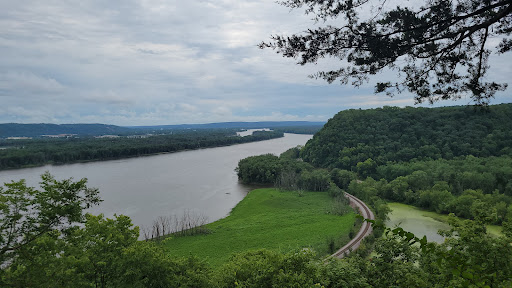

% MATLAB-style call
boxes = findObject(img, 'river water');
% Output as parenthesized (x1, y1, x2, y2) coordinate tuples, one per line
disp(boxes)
(0, 133, 312, 231)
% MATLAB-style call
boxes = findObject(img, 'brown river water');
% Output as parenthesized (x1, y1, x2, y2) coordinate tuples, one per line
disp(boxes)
(0, 133, 312, 232)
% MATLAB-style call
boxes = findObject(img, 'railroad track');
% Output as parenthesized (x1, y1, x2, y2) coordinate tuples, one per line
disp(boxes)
(329, 192, 375, 259)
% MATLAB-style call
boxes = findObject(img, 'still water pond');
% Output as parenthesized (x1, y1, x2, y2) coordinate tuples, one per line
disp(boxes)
(386, 203, 450, 243)
(0, 133, 311, 231)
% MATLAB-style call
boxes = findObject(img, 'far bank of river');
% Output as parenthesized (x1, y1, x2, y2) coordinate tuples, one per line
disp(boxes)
(0, 133, 312, 233)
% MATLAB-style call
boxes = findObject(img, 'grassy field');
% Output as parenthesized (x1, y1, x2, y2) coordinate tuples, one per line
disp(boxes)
(162, 188, 356, 268)
(387, 202, 503, 243)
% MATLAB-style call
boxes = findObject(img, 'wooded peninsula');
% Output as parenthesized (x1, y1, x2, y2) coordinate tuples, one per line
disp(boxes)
(0, 129, 285, 170)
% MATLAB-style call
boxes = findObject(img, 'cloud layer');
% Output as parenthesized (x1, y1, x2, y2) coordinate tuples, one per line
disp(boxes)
(1, 0, 511, 125)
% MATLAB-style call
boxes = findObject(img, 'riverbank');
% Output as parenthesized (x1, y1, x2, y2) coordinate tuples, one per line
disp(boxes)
(162, 188, 356, 268)
(0, 140, 281, 172)
(0, 130, 285, 171)
(0, 133, 313, 237)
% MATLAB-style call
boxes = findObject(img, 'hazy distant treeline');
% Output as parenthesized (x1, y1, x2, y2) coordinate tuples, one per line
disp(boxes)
(0, 123, 132, 138)
(0, 129, 283, 170)
(0, 122, 325, 138)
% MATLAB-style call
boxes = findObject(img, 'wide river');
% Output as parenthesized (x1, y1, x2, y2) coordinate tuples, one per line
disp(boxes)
(0, 133, 311, 232)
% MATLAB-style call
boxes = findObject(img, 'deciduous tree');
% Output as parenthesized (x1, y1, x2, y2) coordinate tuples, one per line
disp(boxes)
(260, 0, 512, 105)
(0, 172, 100, 266)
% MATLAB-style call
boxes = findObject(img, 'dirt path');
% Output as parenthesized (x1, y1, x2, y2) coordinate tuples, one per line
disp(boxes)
(329, 192, 375, 259)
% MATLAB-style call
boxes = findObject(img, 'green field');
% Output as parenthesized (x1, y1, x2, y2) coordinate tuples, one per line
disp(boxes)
(162, 188, 356, 267)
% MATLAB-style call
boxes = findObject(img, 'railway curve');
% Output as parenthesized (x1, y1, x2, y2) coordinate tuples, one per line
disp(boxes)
(329, 192, 375, 259)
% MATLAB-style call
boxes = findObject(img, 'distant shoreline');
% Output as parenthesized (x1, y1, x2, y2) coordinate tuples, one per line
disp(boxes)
(0, 133, 313, 172)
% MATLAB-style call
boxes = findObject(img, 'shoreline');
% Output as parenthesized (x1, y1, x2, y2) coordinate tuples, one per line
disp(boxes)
(0, 134, 295, 172)
(162, 188, 357, 267)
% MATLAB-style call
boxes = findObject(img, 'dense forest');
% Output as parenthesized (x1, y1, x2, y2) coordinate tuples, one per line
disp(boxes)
(237, 104, 512, 223)
(0, 123, 133, 138)
(302, 104, 512, 169)
(233, 104, 512, 286)
(0, 129, 283, 170)
(1, 173, 511, 287)
(302, 104, 512, 223)
(2, 104, 512, 287)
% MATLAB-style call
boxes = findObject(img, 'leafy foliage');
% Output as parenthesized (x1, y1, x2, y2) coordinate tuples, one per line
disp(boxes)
(302, 104, 512, 168)
(0, 172, 100, 266)
(3, 101, 512, 286)
(236, 153, 336, 192)
(0, 174, 213, 287)
(260, 0, 511, 104)
(212, 212, 512, 287)
(0, 129, 283, 170)
(1, 210, 211, 287)
(215, 249, 322, 288)
(236, 154, 283, 184)
(348, 166, 512, 225)
(164, 188, 356, 267)
(1, 173, 510, 287)
(0, 123, 132, 138)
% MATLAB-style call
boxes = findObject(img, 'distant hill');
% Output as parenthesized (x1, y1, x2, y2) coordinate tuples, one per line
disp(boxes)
(128, 121, 326, 130)
(301, 103, 512, 169)
(0, 121, 325, 138)
(0, 123, 132, 138)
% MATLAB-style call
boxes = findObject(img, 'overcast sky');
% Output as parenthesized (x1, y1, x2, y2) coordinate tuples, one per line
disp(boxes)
(1, 0, 511, 126)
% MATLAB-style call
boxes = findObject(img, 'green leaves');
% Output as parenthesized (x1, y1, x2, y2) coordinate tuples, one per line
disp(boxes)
(263, 0, 511, 104)
(0, 129, 285, 170)
(0, 173, 101, 266)
(215, 249, 321, 288)
(1, 210, 215, 287)
(236, 154, 282, 184)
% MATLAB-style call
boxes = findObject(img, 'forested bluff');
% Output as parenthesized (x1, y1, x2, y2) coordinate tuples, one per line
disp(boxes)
(1, 104, 512, 287)
(238, 104, 512, 225)
(234, 104, 512, 286)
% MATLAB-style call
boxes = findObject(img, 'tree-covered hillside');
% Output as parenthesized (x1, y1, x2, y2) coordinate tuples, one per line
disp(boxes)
(0, 123, 132, 138)
(237, 103, 512, 226)
(301, 104, 512, 169)
(3, 173, 511, 287)
(0, 122, 325, 138)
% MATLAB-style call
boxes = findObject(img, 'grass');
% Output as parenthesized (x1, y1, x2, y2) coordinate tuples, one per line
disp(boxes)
(161, 188, 356, 268)
(387, 202, 503, 240)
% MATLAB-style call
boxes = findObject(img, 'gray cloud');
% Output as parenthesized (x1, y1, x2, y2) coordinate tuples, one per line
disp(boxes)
(0, 0, 510, 125)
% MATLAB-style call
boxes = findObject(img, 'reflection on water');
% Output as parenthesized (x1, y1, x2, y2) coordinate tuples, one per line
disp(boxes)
(236, 128, 271, 137)
(0, 133, 311, 232)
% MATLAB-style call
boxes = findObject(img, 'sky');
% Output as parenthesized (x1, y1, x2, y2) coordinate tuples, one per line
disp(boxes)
(1, 0, 511, 126)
